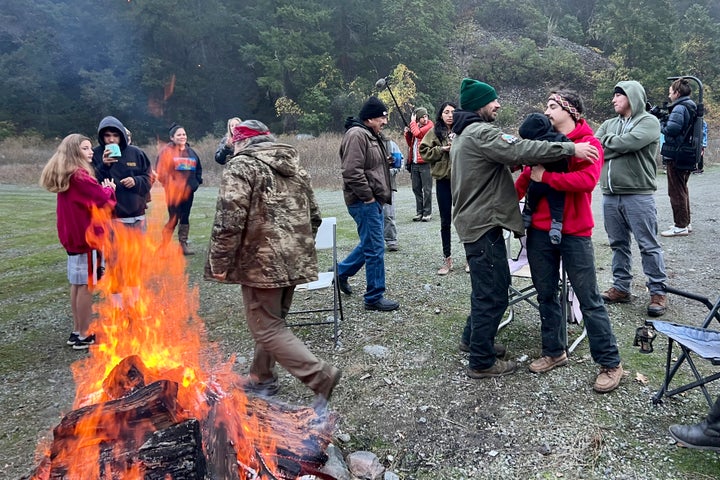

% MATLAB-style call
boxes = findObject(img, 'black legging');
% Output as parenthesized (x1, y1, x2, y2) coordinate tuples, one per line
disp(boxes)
(166, 191, 194, 229)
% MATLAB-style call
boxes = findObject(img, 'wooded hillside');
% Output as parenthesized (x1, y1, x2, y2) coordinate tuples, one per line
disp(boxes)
(1, 0, 718, 141)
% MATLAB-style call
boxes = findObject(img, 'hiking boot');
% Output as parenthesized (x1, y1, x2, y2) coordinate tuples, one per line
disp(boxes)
(528, 352, 568, 374)
(67, 332, 80, 346)
(437, 257, 453, 275)
(669, 421, 720, 452)
(458, 340, 506, 358)
(467, 359, 517, 379)
(647, 294, 667, 317)
(601, 287, 631, 304)
(593, 364, 623, 393)
(312, 368, 343, 412)
(661, 226, 689, 237)
(337, 276, 352, 295)
(364, 298, 399, 312)
(412, 214, 423, 222)
(244, 377, 280, 397)
(72, 334, 96, 350)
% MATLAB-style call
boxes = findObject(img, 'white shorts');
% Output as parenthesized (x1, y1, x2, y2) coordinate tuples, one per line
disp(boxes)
(67, 250, 103, 286)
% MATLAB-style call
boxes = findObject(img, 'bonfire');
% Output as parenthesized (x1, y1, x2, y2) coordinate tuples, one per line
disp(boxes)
(26, 191, 336, 480)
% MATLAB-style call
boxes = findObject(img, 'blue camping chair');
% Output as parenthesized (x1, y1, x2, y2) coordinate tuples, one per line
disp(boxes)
(647, 286, 720, 408)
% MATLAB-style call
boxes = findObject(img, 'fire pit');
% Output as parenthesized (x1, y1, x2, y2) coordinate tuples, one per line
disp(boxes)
(25, 204, 337, 480)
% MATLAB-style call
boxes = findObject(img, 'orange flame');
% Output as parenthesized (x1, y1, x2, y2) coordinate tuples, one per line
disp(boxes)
(35, 194, 287, 478)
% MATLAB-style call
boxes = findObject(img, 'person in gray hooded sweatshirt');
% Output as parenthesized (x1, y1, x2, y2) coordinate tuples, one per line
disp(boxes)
(595, 81, 668, 317)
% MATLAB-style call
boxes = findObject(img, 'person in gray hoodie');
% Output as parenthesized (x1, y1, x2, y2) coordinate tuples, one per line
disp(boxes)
(595, 81, 668, 317)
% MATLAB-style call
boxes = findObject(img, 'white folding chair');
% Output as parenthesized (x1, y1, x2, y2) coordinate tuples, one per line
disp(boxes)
(501, 231, 587, 354)
(286, 217, 343, 346)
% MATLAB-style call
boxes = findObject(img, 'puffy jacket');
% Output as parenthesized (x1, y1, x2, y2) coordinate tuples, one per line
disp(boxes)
(340, 117, 392, 205)
(596, 81, 661, 195)
(661, 96, 696, 154)
(205, 141, 322, 288)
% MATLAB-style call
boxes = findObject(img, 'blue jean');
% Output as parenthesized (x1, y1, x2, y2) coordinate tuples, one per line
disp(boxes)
(526, 228, 621, 367)
(337, 201, 386, 304)
(436, 178, 452, 258)
(411, 163, 433, 216)
(602, 194, 667, 295)
(461, 227, 509, 370)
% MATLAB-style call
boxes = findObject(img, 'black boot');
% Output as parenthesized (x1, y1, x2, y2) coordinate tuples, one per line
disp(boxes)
(178, 224, 195, 256)
(669, 396, 720, 451)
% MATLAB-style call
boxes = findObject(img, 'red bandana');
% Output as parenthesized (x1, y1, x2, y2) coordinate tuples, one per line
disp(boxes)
(232, 125, 270, 143)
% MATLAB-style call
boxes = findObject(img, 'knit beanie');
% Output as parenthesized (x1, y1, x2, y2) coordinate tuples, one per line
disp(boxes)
(459, 78, 498, 112)
(414, 107, 428, 118)
(359, 96, 389, 121)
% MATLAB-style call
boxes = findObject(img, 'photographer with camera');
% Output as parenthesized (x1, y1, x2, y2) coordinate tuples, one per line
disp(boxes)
(657, 78, 697, 237)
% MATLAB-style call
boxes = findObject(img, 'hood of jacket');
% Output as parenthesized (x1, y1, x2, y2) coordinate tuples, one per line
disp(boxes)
(451, 109, 483, 136)
(96, 116, 129, 149)
(237, 142, 299, 178)
(616, 80, 649, 120)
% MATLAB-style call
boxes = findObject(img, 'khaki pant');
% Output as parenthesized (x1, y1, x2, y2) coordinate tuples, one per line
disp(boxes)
(241, 285, 338, 396)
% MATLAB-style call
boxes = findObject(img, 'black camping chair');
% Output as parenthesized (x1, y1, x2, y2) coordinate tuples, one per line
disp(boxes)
(646, 286, 720, 408)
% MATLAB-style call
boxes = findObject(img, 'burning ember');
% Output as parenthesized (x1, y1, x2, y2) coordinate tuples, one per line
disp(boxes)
(27, 194, 336, 479)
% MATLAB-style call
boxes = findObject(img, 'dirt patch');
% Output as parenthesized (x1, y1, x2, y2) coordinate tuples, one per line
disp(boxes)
(3, 167, 720, 479)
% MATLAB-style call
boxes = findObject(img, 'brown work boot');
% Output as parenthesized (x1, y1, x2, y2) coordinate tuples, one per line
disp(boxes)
(467, 359, 517, 379)
(647, 294, 667, 317)
(528, 352, 568, 374)
(601, 287, 631, 304)
(593, 364, 623, 393)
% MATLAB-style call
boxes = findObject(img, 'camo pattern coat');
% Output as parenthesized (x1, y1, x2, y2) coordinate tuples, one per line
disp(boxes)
(205, 141, 322, 288)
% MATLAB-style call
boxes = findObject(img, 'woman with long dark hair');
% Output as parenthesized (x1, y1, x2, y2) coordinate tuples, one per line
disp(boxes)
(420, 102, 457, 275)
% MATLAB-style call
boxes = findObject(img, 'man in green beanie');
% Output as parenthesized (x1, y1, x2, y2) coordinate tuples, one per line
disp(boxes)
(451, 78, 600, 379)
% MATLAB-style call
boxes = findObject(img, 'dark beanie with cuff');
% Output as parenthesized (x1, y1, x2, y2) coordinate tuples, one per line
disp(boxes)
(359, 96, 389, 121)
(459, 78, 498, 112)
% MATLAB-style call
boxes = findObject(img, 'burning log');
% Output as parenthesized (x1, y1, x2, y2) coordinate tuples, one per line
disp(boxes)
(28, 370, 338, 479)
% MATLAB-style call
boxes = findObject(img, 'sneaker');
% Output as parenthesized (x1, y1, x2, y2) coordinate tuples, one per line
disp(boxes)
(337, 276, 353, 295)
(467, 359, 517, 379)
(437, 257, 453, 275)
(72, 334, 96, 350)
(593, 364, 623, 393)
(364, 298, 399, 311)
(67, 332, 80, 346)
(647, 294, 667, 317)
(529, 353, 568, 374)
(412, 214, 423, 222)
(244, 377, 280, 397)
(601, 287, 631, 304)
(661, 226, 689, 237)
(465, 263, 470, 273)
(387, 244, 399, 252)
(669, 223, 693, 232)
(421, 215, 432, 222)
(458, 340, 507, 357)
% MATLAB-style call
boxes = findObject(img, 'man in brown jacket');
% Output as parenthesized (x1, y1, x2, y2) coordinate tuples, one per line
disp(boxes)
(337, 96, 400, 312)
(206, 119, 341, 403)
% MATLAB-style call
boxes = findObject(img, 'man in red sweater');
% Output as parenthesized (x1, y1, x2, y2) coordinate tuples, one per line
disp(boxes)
(404, 107, 434, 221)
(515, 89, 623, 394)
